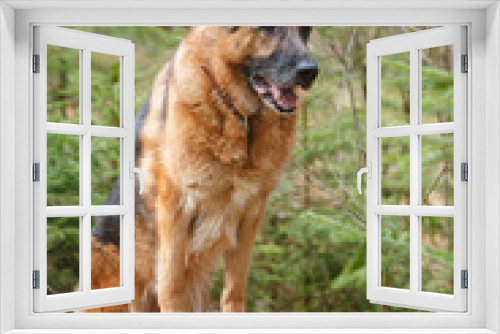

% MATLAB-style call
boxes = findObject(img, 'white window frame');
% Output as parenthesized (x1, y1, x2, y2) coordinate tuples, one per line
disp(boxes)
(366, 26, 467, 312)
(0, 1, 499, 333)
(32, 26, 136, 313)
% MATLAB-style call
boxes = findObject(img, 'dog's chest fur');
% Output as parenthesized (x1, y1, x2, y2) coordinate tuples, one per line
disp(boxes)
(165, 105, 297, 254)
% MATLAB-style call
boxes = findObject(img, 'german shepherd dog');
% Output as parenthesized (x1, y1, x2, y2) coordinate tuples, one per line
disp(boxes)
(89, 26, 318, 312)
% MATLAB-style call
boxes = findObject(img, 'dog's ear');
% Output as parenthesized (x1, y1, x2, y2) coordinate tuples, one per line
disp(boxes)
(299, 26, 312, 43)
(227, 26, 240, 33)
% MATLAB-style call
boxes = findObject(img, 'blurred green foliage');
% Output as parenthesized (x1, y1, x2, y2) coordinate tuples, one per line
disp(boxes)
(381, 51, 411, 126)
(90, 52, 121, 127)
(47, 133, 80, 206)
(47, 217, 80, 295)
(46, 26, 454, 312)
(91, 136, 121, 206)
(381, 216, 410, 290)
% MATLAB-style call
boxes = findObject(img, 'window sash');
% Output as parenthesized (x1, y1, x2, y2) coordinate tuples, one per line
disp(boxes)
(32, 26, 136, 313)
(366, 26, 467, 312)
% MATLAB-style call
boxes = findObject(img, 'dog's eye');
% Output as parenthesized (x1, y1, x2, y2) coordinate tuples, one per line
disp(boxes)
(258, 26, 277, 35)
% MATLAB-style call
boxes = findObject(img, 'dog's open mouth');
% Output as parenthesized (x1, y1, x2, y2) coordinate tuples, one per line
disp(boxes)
(249, 74, 298, 113)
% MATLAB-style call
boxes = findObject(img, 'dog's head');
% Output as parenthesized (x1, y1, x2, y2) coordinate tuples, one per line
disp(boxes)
(219, 26, 319, 113)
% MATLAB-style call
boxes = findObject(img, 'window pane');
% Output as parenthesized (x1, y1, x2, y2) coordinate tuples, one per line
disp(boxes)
(421, 216, 454, 294)
(91, 215, 121, 290)
(47, 45, 80, 124)
(421, 133, 454, 206)
(381, 136, 410, 205)
(91, 137, 120, 205)
(421, 45, 454, 124)
(381, 52, 410, 127)
(47, 133, 80, 206)
(381, 215, 410, 289)
(47, 217, 80, 295)
(91, 52, 121, 127)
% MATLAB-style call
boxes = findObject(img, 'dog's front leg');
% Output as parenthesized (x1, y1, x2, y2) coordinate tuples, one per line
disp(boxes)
(221, 199, 267, 312)
(157, 199, 190, 312)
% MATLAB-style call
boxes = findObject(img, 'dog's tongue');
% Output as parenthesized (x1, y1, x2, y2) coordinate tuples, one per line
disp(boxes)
(270, 83, 297, 109)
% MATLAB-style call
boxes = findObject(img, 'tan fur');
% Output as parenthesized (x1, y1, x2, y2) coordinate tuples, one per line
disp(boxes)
(87, 27, 306, 313)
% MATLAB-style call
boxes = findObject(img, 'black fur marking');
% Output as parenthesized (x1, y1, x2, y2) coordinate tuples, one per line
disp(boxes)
(92, 178, 149, 246)
(134, 94, 151, 159)
(244, 43, 314, 88)
(91, 179, 121, 245)
(258, 26, 278, 36)
(188, 213, 199, 236)
(299, 26, 312, 42)
(92, 95, 152, 246)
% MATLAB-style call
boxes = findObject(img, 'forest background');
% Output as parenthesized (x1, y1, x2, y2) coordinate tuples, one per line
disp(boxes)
(45, 26, 454, 312)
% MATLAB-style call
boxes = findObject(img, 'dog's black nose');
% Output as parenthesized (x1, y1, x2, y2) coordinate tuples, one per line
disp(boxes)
(295, 59, 319, 89)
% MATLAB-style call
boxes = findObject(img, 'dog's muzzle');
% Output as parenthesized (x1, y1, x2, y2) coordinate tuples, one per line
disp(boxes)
(245, 57, 319, 113)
